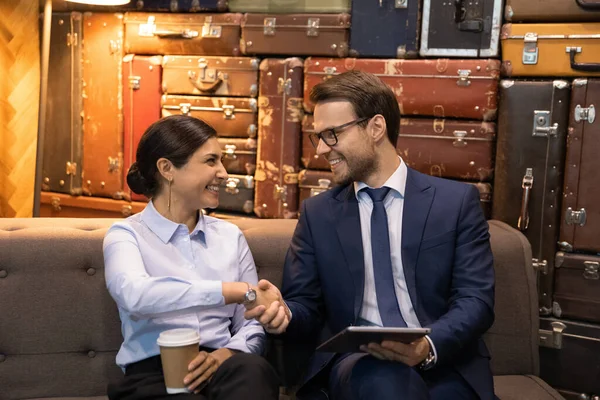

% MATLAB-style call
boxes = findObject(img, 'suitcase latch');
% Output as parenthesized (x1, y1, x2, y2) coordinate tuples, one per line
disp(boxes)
(395, 0, 407, 8)
(518, 168, 533, 231)
(129, 76, 141, 90)
(51, 196, 62, 212)
(532, 110, 558, 137)
(452, 130, 468, 147)
(224, 144, 237, 159)
(574, 104, 595, 124)
(310, 179, 332, 197)
(532, 258, 548, 275)
(278, 78, 292, 95)
(307, 18, 320, 37)
(66, 161, 77, 176)
(539, 321, 567, 349)
(456, 70, 471, 87)
(202, 16, 222, 38)
(121, 205, 133, 217)
(225, 177, 240, 194)
(66, 33, 78, 47)
(522, 33, 539, 65)
(565, 207, 586, 227)
(108, 157, 120, 173)
(222, 105, 235, 119)
(583, 261, 600, 280)
(274, 185, 287, 202)
(179, 103, 191, 115)
(263, 18, 276, 36)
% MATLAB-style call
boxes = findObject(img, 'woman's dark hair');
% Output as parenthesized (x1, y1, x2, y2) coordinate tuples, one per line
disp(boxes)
(127, 115, 217, 197)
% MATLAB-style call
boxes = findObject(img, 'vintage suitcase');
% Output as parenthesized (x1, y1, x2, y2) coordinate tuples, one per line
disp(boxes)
(419, 0, 503, 58)
(81, 12, 124, 199)
(240, 14, 350, 57)
(217, 174, 255, 214)
(123, 55, 163, 202)
(501, 23, 600, 77)
(301, 114, 330, 170)
(161, 95, 258, 138)
(254, 58, 303, 219)
(41, 12, 83, 196)
(40, 192, 146, 218)
(492, 79, 571, 315)
(349, 0, 420, 58)
(298, 169, 334, 207)
(398, 118, 496, 182)
(539, 317, 600, 396)
(505, 0, 600, 23)
(554, 251, 600, 324)
(303, 57, 501, 120)
(162, 55, 259, 97)
(125, 0, 228, 12)
(467, 181, 492, 219)
(124, 12, 243, 56)
(219, 137, 257, 175)
(559, 78, 600, 254)
(229, 0, 350, 13)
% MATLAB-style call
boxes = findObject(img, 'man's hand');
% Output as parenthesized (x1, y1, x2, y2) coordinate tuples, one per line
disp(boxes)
(244, 279, 291, 334)
(183, 348, 236, 393)
(360, 337, 430, 367)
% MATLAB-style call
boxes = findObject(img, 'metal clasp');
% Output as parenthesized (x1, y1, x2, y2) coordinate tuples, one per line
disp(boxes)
(224, 144, 237, 159)
(532, 110, 558, 137)
(225, 178, 239, 194)
(574, 104, 595, 124)
(565, 207, 586, 226)
(263, 17, 276, 36)
(51, 196, 62, 212)
(522, 32, 539, 65)
(310, 179, 332, 197)
(539, 321, 567, 349)
(395, 0, 408, 8)
(532, 258, 548, 275)
(583, 261, 600, 280)
(129, 76, 141, 90)
(452, 130, 468, 147)
(66, 161, 77, 176)
(179, 103, 191, 115)
(457, 69, 471, 86)
(202, 16, 222, 38)
(222, 105, 235, 119)
(274, 184, 287, 202)
(307, 18, 320, 37)
(108, 157, 120, 173)
(277, 78, 292, 95)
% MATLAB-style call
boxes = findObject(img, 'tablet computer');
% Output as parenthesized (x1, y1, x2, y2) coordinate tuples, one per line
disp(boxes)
(315, 326, 431, 353)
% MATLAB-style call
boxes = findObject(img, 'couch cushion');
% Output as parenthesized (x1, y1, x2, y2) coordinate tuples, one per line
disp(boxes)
(494, 375, 564, 400)
(484, 221, 539, 376)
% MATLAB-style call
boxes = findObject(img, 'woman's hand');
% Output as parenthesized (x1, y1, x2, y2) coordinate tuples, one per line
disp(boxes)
(183, 348, 237, 393)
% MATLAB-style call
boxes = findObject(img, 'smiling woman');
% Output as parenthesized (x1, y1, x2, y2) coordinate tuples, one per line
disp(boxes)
(102, 114, 281, 400)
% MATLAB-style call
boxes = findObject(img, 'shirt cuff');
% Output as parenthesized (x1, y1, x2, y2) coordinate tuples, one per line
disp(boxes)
(425, 335, 438, 364)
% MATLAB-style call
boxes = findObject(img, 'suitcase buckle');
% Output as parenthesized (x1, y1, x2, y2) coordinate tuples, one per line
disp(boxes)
(456, 70, 471, 87)
(522, 33, 539, 65)
(452, 131, 468, 147)
(263, 18, 276, 36)
(532, 110, 558, 137)
(583, 261, 600, 280)
(565, 207, 587, 227)
(574, 104, 596, 124)
(307, 18, 320, 37)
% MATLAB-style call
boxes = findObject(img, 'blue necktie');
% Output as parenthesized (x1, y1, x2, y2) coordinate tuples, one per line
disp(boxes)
(364, 187, 407, 327)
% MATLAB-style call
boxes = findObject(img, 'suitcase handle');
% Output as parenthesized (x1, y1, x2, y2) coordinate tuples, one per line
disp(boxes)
(188, 71, 223, 93)
(518, 168, 533, 232)
(153, 29, 199, 39)
(576, 0, 600, 9)
(568, 47, 600, 72)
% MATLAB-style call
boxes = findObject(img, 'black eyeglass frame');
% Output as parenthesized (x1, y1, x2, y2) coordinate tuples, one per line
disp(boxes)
(308, 117, 371, 148)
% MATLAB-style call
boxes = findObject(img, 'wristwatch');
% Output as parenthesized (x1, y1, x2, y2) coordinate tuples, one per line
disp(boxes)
(243, 283, 257, 305)
(418, 348, 435, 371)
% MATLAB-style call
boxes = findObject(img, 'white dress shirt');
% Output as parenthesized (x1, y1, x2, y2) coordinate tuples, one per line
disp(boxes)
(103, 201, 265, 370)
(354, 157, 437, 361)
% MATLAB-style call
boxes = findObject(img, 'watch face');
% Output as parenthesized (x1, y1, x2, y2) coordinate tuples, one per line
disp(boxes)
(247, 290, 257, 302)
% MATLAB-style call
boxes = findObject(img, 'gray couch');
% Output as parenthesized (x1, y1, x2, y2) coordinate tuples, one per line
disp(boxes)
(0, 217, 563, 400)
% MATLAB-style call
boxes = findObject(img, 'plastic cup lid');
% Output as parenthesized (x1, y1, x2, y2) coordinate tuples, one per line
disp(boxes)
(156, 328, 200, 347)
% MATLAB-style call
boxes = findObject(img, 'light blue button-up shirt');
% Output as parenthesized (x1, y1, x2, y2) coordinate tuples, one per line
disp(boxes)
(103, 201, 265, 370)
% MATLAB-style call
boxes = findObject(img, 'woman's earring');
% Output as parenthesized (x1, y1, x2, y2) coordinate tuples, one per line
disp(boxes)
(168, 178, 172, 211)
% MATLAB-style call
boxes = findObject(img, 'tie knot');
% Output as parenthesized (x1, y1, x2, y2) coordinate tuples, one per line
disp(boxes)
(364, 187, 391, 203)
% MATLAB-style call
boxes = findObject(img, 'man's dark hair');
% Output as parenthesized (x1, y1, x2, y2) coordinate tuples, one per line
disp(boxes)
(126, 115, 217, 197)
(309, 70, 401, 146)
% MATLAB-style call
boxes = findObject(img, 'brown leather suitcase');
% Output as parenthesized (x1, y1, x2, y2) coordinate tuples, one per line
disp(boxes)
(398, 118, 496, 182)
(219, 137, 257, 175)
(303, 57, 501, 120)
(465, 181, 492, 220)
(505, 0, 600, 22)
(81, 12, 125, 199)
(161, 95, 258, 138)
(217, 174, 255, 214)
(254, 58, 303, 219)
(492, 79, 571, 315)
(162, 55, 260, 97)
(124, 12, 243, 56)
(301, 114, 330, 170)
(40, 192, 145, 218)
(539, 317, 600, 397)
(554, 251, 600, 324)
(240, 14, 350, 57)
(559, 78, 600, 254)
(41, 12, 83, 196)
(298, 169, 334, 208)
(123, 55, 163, 203)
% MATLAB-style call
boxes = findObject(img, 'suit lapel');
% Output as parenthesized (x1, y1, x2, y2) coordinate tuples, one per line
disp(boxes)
(330, 186, 364, 320)
(402, 168, 435, 323)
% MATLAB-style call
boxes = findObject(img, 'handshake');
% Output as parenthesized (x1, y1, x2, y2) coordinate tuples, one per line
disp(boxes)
(243, 280, 291, 334)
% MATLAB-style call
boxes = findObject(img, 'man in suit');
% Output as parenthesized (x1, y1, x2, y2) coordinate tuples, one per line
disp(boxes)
(245, 70, 495, 400)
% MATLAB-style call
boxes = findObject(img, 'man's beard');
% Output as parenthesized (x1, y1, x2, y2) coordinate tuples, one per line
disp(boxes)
(333, 150, 378, 187)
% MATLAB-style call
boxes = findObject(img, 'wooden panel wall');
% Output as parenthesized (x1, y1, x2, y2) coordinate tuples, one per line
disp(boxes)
(0, 0, 40, 217)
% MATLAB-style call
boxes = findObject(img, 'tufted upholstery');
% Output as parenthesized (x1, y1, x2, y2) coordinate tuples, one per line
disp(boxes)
(0, 218, 562, 400)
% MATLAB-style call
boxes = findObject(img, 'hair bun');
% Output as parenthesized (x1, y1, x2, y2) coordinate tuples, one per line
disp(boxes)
(126, 162, 148, 195)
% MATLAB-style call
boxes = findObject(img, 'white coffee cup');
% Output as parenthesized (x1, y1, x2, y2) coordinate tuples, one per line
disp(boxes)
(157, 328, 201, 394)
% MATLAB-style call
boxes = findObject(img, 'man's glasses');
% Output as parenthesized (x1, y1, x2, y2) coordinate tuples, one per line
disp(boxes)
(308, 117, 370, 148)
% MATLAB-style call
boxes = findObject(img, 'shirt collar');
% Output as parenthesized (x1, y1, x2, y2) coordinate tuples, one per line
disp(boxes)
(353, 156, 407, 198)
(141, 201, 206, 244)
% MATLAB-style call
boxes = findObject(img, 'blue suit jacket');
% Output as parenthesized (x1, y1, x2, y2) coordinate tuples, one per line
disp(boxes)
(281, 168, 496, 399)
